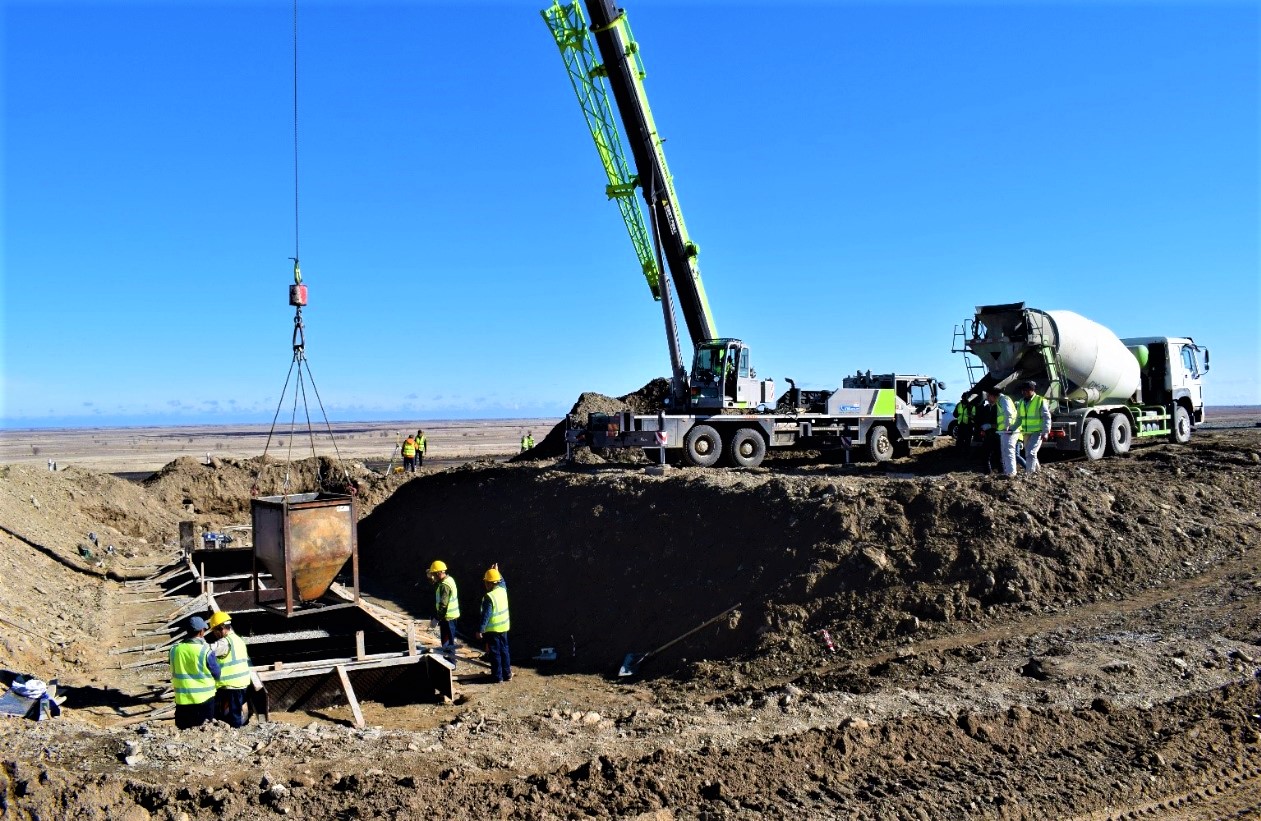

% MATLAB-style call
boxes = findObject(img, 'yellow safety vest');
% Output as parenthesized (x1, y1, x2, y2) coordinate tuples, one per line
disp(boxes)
(216, 632, 251, 690)
(170, 640, 216, 705)
(1017, 394, 1047, 434)
(436, 575, 461, 620)
(484, 586, 510, 633)
(402, 438, 416, 457)
(956, 404, 973, 424)
(416, 435, 427, 453)
(996, 395, 1017, 432)
(521, 436, 534, 451)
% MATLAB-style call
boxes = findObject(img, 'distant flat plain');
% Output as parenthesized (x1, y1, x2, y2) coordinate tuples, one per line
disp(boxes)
(1, 407, 1255, 476)
(0, 418, 562, 475)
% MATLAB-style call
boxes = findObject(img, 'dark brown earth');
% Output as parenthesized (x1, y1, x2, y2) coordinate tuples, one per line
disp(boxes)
(2, 409, 1260, 819)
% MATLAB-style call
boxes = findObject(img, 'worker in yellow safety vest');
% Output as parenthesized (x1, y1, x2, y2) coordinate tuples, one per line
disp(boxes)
(427, 560, 460, 665)
(991, 387, 1020, 476)
(954, 392, 976, 450)
(477, 565, 512, 683)
(207, 610, 251, 727)
(169, 615, 221, 729)
(1015, 380, 1052, 475)
(401, 435, 417, 473)
(521, 432, 535, 452)
(414, 429, 428, 467)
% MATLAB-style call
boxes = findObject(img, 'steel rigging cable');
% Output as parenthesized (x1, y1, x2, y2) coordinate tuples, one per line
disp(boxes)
(254, 0, 352, 498)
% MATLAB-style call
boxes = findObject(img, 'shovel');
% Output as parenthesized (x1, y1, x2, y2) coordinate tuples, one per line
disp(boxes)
(619, 603, 741, 677)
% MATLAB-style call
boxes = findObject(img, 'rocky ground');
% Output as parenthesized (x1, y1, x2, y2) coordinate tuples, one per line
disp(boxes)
(1, 408, 1260, 819)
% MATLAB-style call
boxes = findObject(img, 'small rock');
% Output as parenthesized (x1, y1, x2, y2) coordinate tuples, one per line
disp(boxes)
(842, 717, 870, 732)
(582, 711, 602, 725)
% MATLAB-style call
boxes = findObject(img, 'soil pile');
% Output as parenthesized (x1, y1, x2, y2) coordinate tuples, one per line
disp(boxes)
(143, 455, 408, 527)
(516, 378, 671, 461)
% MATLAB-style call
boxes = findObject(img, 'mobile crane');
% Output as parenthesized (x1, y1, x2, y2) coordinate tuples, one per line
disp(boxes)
(543, 1, 943, 467)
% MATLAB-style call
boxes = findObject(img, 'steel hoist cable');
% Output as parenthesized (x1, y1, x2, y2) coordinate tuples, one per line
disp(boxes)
(253, 0, 353, 499)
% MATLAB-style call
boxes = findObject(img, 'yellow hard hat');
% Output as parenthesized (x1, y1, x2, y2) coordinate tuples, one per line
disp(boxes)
(208, 610, 232, 629)
(428, 560, 447, 574)
(483, 567, 502, 583)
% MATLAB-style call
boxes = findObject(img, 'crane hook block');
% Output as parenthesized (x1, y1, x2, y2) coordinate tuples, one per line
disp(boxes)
(289, 283, 308, 307)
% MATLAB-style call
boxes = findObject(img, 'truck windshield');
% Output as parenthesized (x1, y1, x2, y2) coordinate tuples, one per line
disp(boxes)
(692, 343, 728, 381)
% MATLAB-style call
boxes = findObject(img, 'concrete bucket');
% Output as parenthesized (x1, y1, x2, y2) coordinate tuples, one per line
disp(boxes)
(251, 493, 356, 610)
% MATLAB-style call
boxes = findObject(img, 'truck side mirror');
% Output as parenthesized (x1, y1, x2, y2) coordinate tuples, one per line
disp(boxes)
(1202, 349, 1210, 372)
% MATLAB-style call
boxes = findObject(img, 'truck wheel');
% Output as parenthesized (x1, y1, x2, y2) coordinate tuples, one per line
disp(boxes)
(868, 426, 894, 462)
(1106, 413, 1132, 456)
(1081, 417, 1107, 461)
(1169, 405, 1192, 444)
(683, 424, 723, 468)
(728, 428, 766, 468)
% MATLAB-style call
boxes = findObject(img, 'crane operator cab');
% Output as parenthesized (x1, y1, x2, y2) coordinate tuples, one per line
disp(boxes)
(689, 338, 775, 411)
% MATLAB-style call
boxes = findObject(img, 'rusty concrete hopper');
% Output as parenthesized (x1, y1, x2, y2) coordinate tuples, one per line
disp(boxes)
(251, 492, 360, 616)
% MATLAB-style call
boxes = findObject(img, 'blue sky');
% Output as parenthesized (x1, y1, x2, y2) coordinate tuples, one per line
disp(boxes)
(3, 0, 1258, 428)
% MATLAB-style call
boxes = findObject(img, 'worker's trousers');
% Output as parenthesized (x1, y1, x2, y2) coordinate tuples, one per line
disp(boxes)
(439, 619, 458, 666)
(174, 699, 215, 729)
(215, 687, 248, 727)
(1000, 432, 1019, 476)
(485, 631, 511, 682)
(1020, 433, 1045, 474)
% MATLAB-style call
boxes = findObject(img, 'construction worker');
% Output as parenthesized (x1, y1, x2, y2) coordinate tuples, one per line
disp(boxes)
(415, 429, 427, 468)
(1015, 379, 1052, 475)
(993, 387, 1020, 476)
(169, 615, 220, 729)
(977, 389, 1001, 474)
(207, 610, 251, 727)
(401, 434, 417, 474)
(427, 560, 460, 665)
(521, 431, 535, 452)
(954, 392, 975, 451)
(477, 564, 511, 683)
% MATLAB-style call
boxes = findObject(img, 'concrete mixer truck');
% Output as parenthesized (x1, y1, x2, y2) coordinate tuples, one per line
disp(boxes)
(956, 302, 1209, 461)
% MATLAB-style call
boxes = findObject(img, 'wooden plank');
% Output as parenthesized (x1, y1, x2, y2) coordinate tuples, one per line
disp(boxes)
(355, 630, 366, 660)
(256, 654, 420, 681)
(335, 665, 365, 728)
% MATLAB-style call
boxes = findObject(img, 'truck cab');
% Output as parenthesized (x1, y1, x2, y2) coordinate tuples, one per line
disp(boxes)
(841, 372, 943, 438)
(1120, 336, 1209, 424)
(689, 338, 775, 411)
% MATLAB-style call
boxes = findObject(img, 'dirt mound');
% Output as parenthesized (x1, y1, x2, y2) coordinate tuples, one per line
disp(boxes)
(0, 464, 183, 681)
(515, 378, 671, 461)
(143, 455, 407, 527)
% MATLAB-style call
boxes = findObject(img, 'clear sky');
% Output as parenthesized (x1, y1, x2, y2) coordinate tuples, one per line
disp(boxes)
(3, 0, 1258, 428)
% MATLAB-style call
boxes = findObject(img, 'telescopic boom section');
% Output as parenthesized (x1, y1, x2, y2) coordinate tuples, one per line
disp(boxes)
(582, 0, 718, 347)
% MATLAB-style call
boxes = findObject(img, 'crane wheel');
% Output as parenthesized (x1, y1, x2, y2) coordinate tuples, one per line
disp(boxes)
(683, 425, 723, 468)
(868, 426, 894, 462)
(729, 428, 766, 468)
